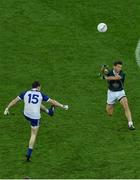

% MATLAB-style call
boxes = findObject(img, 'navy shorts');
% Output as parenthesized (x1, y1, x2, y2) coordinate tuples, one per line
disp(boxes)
(24, 115, 40, 127)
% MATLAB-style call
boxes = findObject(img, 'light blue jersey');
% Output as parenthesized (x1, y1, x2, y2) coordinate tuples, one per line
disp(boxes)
(18, 88, 50, 119)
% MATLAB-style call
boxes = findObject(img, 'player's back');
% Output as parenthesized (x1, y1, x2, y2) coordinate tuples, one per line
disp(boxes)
(24, 90, 42, 119)
(18, 89, 50, 120)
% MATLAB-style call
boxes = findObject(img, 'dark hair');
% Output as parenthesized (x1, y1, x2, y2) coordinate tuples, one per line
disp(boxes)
(113, 61, 123, 66)
(32, 81, 40, 88)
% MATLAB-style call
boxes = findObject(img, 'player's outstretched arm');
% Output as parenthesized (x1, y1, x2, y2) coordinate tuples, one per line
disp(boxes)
(4, 97, 20, 115)
(48, 99, 69, 110)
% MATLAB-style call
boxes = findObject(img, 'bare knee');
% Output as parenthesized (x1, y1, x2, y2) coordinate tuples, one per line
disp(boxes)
(120, 97, 129, 111)
(31, 127, 39, 135)
(107, 110, 113, 116)
(123, 103, 129, 111)
(106, 105, 113, 116)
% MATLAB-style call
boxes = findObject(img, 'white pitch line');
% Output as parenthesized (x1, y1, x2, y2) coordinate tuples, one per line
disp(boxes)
(135, 39, 140, 67)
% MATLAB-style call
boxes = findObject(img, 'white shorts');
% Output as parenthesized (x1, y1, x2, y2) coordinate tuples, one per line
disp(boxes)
(107, 89, 126, 105)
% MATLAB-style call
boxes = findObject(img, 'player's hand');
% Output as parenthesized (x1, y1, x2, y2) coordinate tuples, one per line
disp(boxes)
(115, 74, 121, 80)
(99, 65, 109, 79)
(63, 105, 69, 110)
(4, 108, 9, 115)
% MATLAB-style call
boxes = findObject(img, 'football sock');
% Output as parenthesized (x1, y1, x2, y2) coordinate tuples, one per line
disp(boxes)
(27, 148, 33, 157)
(45, 109, 49, 113)
(128, 121, 133, 127)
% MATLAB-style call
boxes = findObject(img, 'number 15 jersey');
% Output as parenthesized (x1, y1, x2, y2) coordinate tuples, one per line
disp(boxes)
(18, 88, 50, 119)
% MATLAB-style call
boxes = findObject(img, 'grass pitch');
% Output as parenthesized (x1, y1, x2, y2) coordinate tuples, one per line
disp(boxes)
(1, 0, 140, 178)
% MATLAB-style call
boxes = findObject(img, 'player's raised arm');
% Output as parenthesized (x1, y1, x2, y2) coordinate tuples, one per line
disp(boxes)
(4, 97, 21, 115)
(41, 93, 69, 110)
(48, 99, 69, 110)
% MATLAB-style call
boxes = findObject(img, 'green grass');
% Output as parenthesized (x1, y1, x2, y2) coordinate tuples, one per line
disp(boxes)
(1, 0, 140, 178)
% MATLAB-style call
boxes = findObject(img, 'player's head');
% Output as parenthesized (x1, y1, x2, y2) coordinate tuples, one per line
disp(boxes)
(32, 81, 41, 91)
(113, 61, 123, 73)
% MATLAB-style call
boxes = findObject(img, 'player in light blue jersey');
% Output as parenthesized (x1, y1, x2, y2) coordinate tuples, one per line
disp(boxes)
(4, 81, 69, 161)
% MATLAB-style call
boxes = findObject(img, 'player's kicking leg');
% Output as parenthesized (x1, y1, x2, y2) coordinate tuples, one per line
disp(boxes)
(119, 97, 135, 130)
(41, 104, 55, 116)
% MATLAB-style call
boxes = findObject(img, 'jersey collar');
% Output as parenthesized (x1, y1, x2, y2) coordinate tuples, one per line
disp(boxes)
(32, 88, 39, 91)
(113, 70, 119, 75)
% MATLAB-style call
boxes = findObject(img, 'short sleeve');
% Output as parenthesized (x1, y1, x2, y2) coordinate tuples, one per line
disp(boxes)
(106, 70, 111, 77)
(18, 92, 26, 100)
(121, 73, 125, 82)
(41, 93, 50, 102)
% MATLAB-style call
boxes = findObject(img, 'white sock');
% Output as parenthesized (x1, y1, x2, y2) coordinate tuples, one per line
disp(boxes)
(128, 121, 133, 127)
(45, 109, 49, 113)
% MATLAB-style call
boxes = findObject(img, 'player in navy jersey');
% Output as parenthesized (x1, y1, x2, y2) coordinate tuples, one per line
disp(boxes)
(4, 81, 69, 161)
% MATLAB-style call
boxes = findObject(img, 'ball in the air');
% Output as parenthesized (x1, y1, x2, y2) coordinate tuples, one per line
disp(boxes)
(97, 23, 107, 32)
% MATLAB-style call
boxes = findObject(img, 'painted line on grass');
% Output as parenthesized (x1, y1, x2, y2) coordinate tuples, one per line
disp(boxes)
(135, 39, 140, 68)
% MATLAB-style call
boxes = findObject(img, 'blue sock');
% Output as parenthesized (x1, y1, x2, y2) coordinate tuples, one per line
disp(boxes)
(27, 148, 33, 157)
